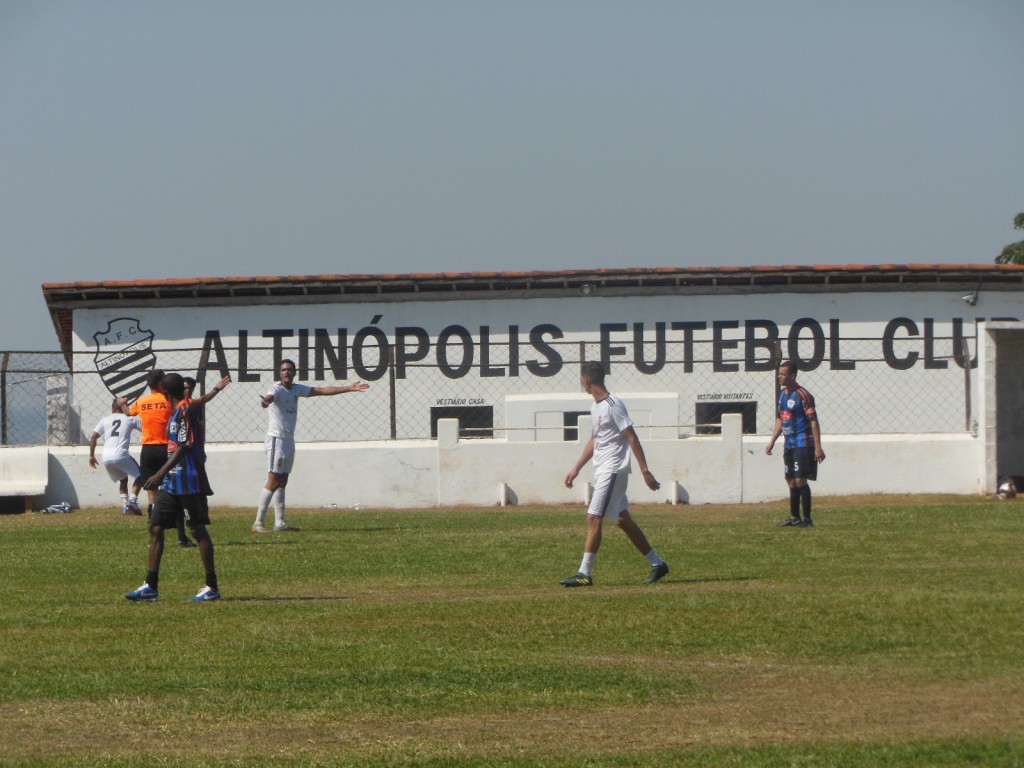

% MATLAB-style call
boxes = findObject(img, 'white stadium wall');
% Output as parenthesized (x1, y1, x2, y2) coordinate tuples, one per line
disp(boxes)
(41, 415, 982, 511)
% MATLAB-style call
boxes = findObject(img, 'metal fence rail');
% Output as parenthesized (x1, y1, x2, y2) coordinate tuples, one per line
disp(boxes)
(1, 333, 976, 446)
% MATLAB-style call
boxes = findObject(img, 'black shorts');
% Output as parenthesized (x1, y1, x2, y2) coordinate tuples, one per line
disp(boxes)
(150, 491, 211, 530)
(783, 447, 818, 481)
(138, 444, 167, 484)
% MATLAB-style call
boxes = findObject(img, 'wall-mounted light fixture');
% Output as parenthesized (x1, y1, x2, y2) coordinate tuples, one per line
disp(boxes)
(961, 279, 982, 306)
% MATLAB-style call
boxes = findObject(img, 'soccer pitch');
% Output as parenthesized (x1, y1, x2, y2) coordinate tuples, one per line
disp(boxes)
(1, 497, 1022, 767)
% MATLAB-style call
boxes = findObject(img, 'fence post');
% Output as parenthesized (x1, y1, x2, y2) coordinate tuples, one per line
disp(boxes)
(1, 352, 8, 446)
(962, 337, 972, 433)
(46, 374, 71, 445)
(388, 347, 397, 439)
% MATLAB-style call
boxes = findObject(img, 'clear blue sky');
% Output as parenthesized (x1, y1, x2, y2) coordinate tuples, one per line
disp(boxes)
(2, 0, 1022, 350)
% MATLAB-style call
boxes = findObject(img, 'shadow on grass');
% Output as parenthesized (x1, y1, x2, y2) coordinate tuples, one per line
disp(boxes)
(314, 526, 415, 534)
(668, 575, 758, 585)
(219, 539, 303, 546)
(226, 595, 353, 602)
(220, 527, 413, 544)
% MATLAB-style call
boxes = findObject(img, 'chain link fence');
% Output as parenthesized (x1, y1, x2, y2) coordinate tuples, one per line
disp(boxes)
(1, 353, 71, 446)
(1, 331, 976, 446)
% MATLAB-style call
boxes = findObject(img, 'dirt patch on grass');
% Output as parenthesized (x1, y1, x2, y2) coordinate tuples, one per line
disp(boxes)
(3, 668, 1020, 762)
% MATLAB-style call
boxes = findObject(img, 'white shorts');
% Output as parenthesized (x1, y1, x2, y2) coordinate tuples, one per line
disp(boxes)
(265, 435, 296, 475)
(103, 456, 142, 483)
(588, 470, 630, 521)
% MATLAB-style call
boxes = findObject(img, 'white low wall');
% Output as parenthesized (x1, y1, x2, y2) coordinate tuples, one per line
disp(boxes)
(31, 415, 983, 511)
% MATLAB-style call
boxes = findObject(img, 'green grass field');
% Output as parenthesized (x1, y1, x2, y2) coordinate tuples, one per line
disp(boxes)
(1, 496, 1022, 767)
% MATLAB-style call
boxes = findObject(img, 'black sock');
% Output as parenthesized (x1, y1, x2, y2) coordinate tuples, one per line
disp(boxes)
(206, 573, 218, 592)
(146, 571, 159, 591)
(789, 487, 800, 517)
(799, 485, 812, 518)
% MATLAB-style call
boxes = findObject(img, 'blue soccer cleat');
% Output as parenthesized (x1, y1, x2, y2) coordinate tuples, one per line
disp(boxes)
(125, 583, 158, 602)
(189, 586, 221, 602)
(645, 562, 670, 584)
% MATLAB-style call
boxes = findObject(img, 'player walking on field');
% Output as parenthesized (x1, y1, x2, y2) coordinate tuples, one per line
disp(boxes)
(252, 359, 369, 533)
(89, 397, 143, 514)
(561, 361, 669, 587)
(765, 360, 825, 527)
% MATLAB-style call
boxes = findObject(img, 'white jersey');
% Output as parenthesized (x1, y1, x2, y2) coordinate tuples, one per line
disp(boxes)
(591, 395, 634, 474)
(264, 381, 314, 439)
(93, 413, 142, 463)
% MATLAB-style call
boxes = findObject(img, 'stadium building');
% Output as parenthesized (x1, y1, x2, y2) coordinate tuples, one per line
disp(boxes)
(21, 263, 1024, 510)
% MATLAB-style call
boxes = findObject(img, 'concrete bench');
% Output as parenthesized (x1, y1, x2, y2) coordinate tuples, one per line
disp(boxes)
(0, 446, 49, 512)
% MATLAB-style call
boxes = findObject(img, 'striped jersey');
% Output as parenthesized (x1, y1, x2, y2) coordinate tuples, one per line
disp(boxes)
(159, 399, 212, 496)
(777, 385, 818, 449)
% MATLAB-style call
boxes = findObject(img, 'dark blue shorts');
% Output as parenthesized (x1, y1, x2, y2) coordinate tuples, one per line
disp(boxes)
(783, 447, 818, 481)
(150, 490, 210, 529)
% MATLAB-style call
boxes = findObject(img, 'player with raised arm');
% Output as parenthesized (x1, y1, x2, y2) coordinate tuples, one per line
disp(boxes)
(252, 359, 369, 533)
(125, 372, 231, 602)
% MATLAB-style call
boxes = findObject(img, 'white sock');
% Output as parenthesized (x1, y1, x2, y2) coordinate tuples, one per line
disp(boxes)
(255, 488, 273, 525)
(273, 488, 286, 526)
(579, 552, 596, 576)
(645, 548, 664, 567)
(120, 494, 129, 505)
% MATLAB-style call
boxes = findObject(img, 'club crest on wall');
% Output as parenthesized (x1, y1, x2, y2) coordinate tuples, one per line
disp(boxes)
(93, 318, 157, 402)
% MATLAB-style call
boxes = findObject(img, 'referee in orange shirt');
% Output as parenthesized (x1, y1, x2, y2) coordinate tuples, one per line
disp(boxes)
(128, 369, 195, 547)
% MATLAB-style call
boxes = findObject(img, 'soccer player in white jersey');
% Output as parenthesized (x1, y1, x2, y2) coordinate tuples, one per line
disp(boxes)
(561, 361, 669, 587)
(252, 359, 369, 533)
(89, 397, 144, 514)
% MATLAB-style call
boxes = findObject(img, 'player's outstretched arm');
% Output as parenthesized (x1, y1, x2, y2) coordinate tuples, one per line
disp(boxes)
(196, 375, 232, 405)
(310, 381, 369, 397)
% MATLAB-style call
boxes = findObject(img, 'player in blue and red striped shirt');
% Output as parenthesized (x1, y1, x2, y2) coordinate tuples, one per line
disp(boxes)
(125, 371, 230, 603)
(765, 361, 826, 527)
